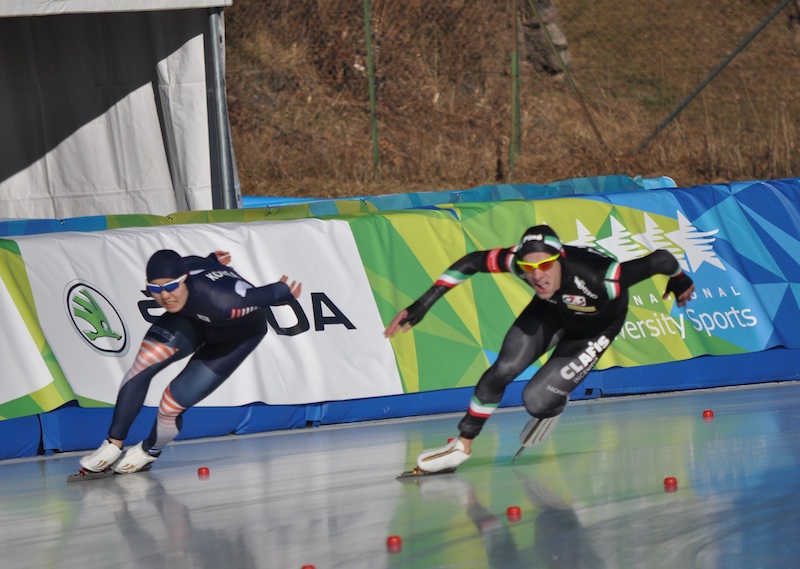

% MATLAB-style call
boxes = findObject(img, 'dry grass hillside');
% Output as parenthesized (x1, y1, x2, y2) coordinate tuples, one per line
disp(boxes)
(224, 0, 800, 198)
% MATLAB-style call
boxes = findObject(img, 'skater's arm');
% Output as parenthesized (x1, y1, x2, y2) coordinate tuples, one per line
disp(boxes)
(616, 250, 695, 307)
(195, 275, 301, 323)
(187, 250, 301, 310)
(384, 249, 513, 337)
(239, 276, 301, 307)
(183, 252, 230, 272)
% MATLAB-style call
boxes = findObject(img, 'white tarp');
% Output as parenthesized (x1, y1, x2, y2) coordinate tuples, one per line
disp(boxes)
(0, 279, 53, 404)
(11, 220, 403, 406)
(0, 4, 231, 219)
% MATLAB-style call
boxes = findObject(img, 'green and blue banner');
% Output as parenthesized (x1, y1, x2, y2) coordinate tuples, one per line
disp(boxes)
(359, 181, 800, 393)
(1, 177, 799, 458)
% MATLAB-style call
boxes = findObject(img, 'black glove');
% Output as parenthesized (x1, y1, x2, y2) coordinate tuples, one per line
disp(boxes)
(400, 300, 429, 327)
(665, 271, 693, 299)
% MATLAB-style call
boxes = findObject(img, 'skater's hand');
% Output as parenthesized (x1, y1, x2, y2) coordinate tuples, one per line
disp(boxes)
(384, 301, 428, 338)
(214, 250, 232, 265)
(663, 271, 694, 307)
(672, 285, 694, 307)
(280, 275, 302, 298)
(384, 309, 411, 338)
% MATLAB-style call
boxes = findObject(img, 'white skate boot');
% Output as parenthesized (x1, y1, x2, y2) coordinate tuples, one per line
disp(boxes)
(79, 439, 123, 472)
(511, 414, 562, 463)
(113, 442, 159, 474)
(416, 438, 471, 473)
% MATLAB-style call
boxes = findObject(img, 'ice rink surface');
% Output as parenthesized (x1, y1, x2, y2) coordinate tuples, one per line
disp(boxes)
(2, 381, 800, 569)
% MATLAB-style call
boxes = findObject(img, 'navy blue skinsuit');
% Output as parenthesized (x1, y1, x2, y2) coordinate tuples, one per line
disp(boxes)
(108, 254, 293, 454)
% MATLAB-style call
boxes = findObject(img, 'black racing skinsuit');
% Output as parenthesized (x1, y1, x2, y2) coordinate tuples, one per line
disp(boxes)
(401, 245, 689, 439)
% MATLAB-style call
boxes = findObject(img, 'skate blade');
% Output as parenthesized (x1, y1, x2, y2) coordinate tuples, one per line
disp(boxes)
(67, 468, 114, 483)
(513, 419, 554, 463)
(67, 463, 153, 483)
(396, 466, 457, 480)
(519, 415, 561, 448)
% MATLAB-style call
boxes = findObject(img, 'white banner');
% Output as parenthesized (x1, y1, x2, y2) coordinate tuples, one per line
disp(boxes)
(12, 220, 402, 406)
(0, 279, 55, 405)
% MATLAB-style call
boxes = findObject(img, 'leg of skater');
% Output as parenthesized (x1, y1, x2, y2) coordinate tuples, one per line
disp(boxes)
(511, 328, 619, 462)
(416, 304, 562, 473)
(79, 318, 197, 473)
(114, 321, 265, 473)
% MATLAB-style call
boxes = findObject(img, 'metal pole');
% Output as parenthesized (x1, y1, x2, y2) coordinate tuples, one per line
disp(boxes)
(510, 0, 521, 173)
(364, 0, 380, 178)
(634, 0, 793, 154)
(208, 7, 239, 209)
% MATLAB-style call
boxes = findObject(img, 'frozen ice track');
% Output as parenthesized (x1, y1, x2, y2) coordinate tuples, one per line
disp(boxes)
(1, 381, 799, 569)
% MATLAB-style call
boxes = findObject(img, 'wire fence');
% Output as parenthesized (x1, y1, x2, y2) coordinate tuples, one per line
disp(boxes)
(225, 0, 800, 196)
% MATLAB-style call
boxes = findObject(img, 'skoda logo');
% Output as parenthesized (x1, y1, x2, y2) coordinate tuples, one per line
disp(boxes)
(65, 281, 129, 357)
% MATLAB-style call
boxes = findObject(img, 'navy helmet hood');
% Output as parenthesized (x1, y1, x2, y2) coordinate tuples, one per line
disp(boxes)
(146, 249, 187, 281)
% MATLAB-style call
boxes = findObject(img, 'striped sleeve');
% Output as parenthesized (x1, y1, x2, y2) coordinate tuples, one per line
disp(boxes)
(604, 261, 623, 299)
(484, 248, 516, 273)
(434, 269, 469, 288)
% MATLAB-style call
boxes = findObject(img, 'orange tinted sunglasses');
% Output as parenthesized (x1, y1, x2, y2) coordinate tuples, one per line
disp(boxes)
(516, 253, 560, 273)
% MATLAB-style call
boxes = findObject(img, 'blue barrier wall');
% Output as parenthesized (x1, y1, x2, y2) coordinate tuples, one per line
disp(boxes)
(3, 345, 796, 460)
(3, 175, 800, 461)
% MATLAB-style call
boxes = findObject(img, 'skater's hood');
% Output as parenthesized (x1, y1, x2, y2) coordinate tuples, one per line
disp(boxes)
(146, 249, 188, 280)
(517, 225, 564, 258)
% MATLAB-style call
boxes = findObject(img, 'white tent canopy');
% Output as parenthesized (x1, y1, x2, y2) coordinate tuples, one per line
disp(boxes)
(0, 0, 238, 219)
(0, 1, 229, 17)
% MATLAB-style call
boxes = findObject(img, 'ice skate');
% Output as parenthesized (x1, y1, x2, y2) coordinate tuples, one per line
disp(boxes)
(69, 439, 124, 482)
(511, 414, 562, 463)
(113, 442, 159, 474)
(78, 439, 123, 473)
(398, 438, 470, 478)
(397, 466, 459, 479)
